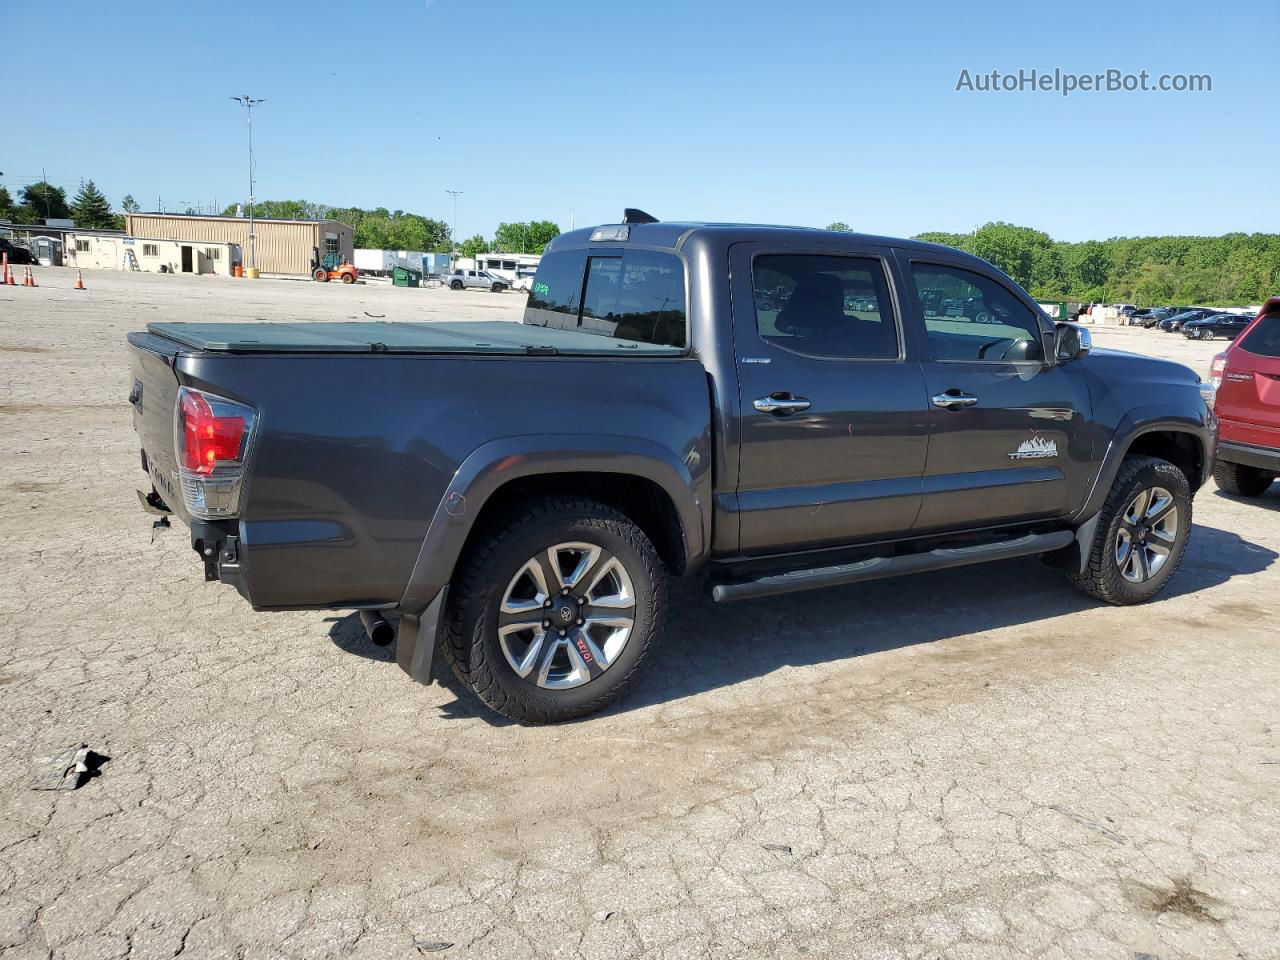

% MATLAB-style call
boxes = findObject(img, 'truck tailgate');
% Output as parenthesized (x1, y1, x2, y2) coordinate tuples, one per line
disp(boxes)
(127, 332, 184, 516)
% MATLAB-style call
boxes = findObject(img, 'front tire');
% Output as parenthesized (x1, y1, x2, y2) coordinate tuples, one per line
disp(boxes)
(1069, 455, 1192, 604)
(1214, 460, 1276, 497)
(443, 497, 667, 723)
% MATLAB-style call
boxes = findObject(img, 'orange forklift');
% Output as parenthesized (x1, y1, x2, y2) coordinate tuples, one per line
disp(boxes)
(311, 248, 358, 284)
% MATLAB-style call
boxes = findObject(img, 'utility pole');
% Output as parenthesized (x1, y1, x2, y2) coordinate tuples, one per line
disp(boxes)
(445, 190, 462, 255)
(231, 95, 267, 270)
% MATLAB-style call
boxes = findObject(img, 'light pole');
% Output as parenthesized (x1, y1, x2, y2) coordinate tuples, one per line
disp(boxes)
(445, 190, 462, 256)
(231, 95, 266, 271)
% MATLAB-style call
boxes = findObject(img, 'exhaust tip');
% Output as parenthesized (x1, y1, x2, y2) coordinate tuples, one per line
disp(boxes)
(359, 609, 396, 647)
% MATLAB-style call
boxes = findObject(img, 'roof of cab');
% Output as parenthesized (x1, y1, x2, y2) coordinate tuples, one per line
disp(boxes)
(547, 221, 967, 258)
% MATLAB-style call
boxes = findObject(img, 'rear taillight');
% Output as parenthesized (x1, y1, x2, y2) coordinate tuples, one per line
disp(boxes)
(1209, 352, 1227, 389)
(174, 387, 257, 519)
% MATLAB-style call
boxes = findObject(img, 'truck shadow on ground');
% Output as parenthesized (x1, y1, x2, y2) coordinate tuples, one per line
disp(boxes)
(1213, 485, 1280, 512)
(326, 523, 1273, 725)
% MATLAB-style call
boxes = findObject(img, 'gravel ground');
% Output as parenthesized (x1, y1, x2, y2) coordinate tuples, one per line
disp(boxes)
(2, 267, 1278, 960)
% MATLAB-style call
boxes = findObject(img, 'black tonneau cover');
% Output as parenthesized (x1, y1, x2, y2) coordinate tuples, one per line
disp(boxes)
(146, 320, 683, 356)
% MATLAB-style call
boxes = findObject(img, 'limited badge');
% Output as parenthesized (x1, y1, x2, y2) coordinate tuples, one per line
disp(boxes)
(1009, 436, 1058, 460)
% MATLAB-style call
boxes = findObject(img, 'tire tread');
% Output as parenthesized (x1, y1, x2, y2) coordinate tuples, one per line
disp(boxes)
(1069, 455, 1192, 605)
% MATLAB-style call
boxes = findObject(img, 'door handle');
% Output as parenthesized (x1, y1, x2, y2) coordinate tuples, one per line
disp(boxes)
(932, 392, 978, 409)
(753, 393, 811, 415)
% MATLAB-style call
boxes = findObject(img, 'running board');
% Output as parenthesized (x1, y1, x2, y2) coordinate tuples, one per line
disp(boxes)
(710, 530, 1075, 603)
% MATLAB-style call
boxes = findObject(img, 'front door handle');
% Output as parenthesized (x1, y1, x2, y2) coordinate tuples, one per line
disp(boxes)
(754, 393, 811, 415)
(932, 391, 978, 409)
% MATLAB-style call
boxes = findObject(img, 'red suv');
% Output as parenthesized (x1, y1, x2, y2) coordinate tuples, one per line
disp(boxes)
(1210, 296, 1280, 497)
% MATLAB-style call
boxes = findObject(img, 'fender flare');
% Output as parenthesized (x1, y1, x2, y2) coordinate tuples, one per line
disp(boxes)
(1066, 408, 1213, 573)
(398, 433, 707, 615)
(1074, 408, 1212, 524)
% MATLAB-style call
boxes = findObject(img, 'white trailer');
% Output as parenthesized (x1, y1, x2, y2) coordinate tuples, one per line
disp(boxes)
(354, 249, 399, 276)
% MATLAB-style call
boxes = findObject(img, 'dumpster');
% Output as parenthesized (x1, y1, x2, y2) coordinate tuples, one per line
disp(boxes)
(392, 265, 421, 288)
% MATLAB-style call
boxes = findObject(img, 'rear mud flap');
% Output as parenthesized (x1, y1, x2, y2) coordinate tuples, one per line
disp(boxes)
(396, 587, 447, 686)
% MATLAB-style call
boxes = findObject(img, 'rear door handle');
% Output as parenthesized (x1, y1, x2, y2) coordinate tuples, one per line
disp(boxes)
(754, 393, 811, 415)
(932, 391, 978, 409)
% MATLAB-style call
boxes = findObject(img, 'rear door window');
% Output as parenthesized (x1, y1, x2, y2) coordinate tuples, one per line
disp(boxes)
(1239, 314, 1280, 357)
(751, 254, 899, 359)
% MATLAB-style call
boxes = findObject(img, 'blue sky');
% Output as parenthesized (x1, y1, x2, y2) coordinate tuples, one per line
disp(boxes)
(5, 0, 1275, 242)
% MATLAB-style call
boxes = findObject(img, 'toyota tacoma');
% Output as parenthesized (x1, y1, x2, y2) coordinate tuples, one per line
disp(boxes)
(127, 211, 1218, 722)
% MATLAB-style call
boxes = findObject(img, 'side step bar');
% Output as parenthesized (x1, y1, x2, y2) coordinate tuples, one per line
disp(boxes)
(710, 530, 1075, 603)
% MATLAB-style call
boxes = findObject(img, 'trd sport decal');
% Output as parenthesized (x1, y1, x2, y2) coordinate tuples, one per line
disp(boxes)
(1009, 436, 1058, 460)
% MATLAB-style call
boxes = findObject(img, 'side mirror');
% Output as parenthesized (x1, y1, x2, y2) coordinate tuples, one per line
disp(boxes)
(1054, 322, 1092, 363)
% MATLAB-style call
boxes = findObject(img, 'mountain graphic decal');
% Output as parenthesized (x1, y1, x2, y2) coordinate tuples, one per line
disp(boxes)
(1009, 435, 1058, 460)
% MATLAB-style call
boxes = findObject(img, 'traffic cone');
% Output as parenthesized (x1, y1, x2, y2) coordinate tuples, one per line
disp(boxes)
(26, 267, 38, 287)
(22, 267, 30, 286)
(2, 253, 12, 286)
(74, 270, 86, 290)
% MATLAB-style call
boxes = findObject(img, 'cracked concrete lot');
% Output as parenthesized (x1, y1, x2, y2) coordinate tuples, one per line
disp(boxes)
(2, 269, 1279, 959)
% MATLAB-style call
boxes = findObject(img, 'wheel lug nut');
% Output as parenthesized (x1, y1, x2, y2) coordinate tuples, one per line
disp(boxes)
(558, 629, 566, 637)
(576, 618, 583, 626)
(542, 620, 550, 628)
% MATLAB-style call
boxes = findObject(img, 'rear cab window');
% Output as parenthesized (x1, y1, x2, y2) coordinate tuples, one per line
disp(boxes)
(524, 248, 687, 348)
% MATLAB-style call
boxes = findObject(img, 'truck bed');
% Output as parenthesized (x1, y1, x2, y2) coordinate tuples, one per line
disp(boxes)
(147, 320, 684, 356)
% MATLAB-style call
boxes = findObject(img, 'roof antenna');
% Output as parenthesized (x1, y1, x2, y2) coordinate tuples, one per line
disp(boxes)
(623, 208, 658, 224)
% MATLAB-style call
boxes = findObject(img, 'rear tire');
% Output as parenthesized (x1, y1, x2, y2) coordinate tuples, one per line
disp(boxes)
(1213, 460, 1276, 497)
(341, 271, 355, 284)
(443, 497, 667, 723)
(450, 280, 463, 290)
(1069, 455, 1192, 605)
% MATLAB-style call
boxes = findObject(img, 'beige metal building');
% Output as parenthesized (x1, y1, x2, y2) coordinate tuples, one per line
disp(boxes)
(123, 213, 354, 277)
(66, 234, 238, 276)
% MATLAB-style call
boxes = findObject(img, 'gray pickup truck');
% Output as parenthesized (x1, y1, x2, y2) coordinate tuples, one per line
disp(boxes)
(128, 211, 1217, 722)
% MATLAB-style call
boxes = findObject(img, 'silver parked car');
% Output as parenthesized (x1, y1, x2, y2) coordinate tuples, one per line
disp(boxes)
(445, 268, 508, 292)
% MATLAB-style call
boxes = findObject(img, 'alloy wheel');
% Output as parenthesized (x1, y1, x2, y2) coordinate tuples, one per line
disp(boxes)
(1114, 486, 1179, 583)
(496, 542, 636, 689)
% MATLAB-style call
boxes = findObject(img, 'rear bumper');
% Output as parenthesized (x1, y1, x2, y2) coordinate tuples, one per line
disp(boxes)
(1217, 440, 1280, 473)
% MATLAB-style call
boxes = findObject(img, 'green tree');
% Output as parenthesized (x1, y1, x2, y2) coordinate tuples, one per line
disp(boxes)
(912, 231, 974, 253)
(71, 181, 116, 229)
(0, 187, 14, 221)
(969, 222, 1053, 289)
(826, 221, 851, 232)
(459, 234, 489, 258)
(121, 194, 140, 213)
(20, 181, 70, 221)
(492, 220, 560, 254)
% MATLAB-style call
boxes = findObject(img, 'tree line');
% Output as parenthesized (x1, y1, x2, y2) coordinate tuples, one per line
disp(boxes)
(212, 201, 562, 259)
(4, 180, 1272, 304)
(0, 180, 123, 230)
(829, 221, 1277, 307)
